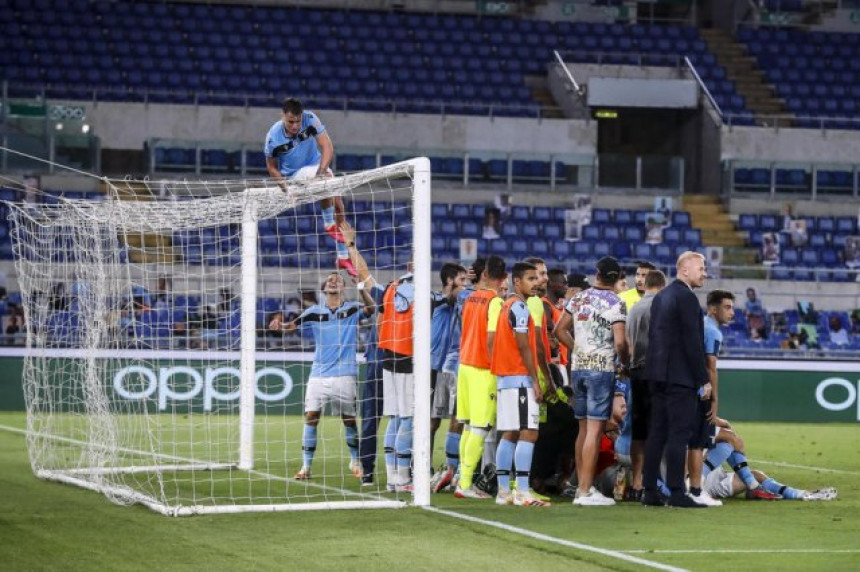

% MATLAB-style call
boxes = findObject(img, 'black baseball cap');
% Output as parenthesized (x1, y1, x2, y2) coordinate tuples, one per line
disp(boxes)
(596, 256, 622, 281)
(567, 273, 590, 289)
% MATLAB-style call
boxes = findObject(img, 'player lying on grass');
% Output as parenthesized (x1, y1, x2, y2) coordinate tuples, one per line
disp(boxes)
(701, 421, 837, 502)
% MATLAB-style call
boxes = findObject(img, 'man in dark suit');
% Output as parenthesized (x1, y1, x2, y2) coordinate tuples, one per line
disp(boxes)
(642, 251, 711, 508)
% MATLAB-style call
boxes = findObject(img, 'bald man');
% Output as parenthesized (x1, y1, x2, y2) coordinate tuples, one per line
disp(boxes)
(641, 251, 710, 509)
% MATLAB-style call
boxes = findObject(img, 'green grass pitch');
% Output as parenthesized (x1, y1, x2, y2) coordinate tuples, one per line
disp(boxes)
(1, 412, 858, 571)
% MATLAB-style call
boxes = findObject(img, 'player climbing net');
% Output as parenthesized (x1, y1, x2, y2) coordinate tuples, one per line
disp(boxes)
(6, 158, 432, 515)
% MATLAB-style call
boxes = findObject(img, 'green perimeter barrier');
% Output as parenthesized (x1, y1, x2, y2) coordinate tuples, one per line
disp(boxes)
(1, 352, 858, 422)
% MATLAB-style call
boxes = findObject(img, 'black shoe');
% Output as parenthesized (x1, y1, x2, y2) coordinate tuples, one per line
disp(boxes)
(641, 491, 666, 507)
(625, 488, 644, 502)
(360, 473, 374, 487)
(667, 493, 708, 508)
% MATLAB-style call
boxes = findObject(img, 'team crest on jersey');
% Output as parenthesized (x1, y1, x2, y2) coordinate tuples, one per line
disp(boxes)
(519, 395, 526, 404)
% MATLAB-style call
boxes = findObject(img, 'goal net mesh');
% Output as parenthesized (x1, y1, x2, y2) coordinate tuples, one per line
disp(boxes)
(7, 159, 430, 515)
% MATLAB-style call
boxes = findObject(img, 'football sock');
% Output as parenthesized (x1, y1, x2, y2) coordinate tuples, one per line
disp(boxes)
(514, 441, 535, 492)
(445, 432, 461, 469)
(395, 417, 413, 482)
(459, 425, 471, 471)
(482, 427, 497, 468)
(336, 241, 348, 260)
(728, 451, 759, 489)
(322, 205, 336, 228)
(704, 442, 734, 477)
(495, 438, 515, 491)
(345, 425, 358, 460)
(761, 477, 801, 499)
(384, 416, 399, 484)
(461, 426, 488, 489)
(301, 424, 317, 468)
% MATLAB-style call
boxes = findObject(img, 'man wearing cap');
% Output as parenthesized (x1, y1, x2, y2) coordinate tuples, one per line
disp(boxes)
(565, 273, 590, 301)
(555, 257, 630, 507)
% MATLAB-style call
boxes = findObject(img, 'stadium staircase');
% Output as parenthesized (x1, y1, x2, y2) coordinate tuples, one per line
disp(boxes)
(699, 28, 789, 124)
(107, 180, 179, 264)
(682, 195, 764, 279)
(526, 76, 565, 119)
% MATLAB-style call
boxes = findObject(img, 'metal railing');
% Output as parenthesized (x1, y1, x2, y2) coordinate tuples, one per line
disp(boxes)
(726, 158, 860, 198)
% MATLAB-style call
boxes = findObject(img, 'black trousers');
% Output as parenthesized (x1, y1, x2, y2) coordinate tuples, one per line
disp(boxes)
(643, 382, 697, 497)
(629, 369, 651, 441)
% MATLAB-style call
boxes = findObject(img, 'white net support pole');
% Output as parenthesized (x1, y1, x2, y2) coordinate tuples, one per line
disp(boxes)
(411, 157, 432, 508)
(239, 195, 258, 471)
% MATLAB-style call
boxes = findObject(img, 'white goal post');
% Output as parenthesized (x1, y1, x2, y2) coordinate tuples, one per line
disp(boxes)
(6, 157, 432, 515)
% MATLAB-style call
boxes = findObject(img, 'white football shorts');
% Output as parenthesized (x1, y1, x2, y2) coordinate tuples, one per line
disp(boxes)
(496, 386, 540, 432)
(304, 375, 357, 416)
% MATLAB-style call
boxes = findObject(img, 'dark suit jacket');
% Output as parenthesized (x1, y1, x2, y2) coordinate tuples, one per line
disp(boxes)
(644, 279, 708, 389)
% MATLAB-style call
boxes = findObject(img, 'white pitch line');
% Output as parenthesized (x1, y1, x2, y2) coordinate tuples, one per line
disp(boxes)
(422, 506, 687, 572)
(749, 458, 860, 476)
(621, 549, 860, 554)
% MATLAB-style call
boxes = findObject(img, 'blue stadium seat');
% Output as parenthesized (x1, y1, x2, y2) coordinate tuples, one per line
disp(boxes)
(552, 241, 571, 260)
(603, 226, 621, 241)
(634, 243, 654, 260)
(671, 211, 691, 228)
(818, 217, 835, 233)
(460, 220, 480, 236)
(662, 228, 681, 244)
(543, 222, 563, 240)
(836, 217, 857, 234)
(682, 229, 702, 246)
(574, 241, 593, 258)
(582, 225, 601, 241)
(450, 204, 471, 219)
(510, 206, 530, 221)
(781, 248, 799, 265)
(624, 226, 645, 242)
(592, 209, 611, 224)
(614, 209, 633, 225)
(431, 204, 449, 218)
(759, 214, 779, 231)
(738, 214, 757, 231)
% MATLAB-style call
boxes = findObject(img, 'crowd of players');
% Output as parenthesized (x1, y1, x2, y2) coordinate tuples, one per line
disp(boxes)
(264, 97, 835, 507)
(270, 228, 837, 507)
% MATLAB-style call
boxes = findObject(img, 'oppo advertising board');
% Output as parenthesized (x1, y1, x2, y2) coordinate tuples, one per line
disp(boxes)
(0, 350, 313, 416)
(0, 352, 859, 421)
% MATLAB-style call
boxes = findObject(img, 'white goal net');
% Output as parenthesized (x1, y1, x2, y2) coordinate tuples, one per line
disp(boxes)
(6, 158, 432, 515)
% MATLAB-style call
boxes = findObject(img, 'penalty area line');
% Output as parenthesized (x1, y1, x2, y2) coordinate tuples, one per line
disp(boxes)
(422, 506, 687, 572)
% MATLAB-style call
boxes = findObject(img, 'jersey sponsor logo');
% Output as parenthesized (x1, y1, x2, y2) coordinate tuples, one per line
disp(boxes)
(113, 365, 294, 411)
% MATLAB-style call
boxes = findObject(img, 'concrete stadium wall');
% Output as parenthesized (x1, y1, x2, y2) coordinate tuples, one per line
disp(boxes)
(77, 101, 597, 157)
(721, 126, 860, 164)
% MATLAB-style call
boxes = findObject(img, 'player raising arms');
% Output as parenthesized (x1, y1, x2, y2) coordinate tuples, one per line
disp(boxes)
(493, 261, 550, 507)
(265, 97, 356, 277)
(269, 270, 375, 480)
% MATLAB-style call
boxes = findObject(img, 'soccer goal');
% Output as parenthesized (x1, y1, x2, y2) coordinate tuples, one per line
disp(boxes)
(6, 158, 432, 515)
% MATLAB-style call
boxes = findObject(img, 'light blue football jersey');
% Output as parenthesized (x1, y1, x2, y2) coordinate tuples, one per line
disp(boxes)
(263, 111, 326, 178)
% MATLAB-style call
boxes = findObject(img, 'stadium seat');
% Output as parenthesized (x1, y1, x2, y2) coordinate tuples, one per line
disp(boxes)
(738, 214, 757, 231)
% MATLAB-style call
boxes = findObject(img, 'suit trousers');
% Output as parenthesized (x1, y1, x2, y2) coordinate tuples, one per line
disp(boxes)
(359, 358, 384, 475)
(643, 381, 697, 497)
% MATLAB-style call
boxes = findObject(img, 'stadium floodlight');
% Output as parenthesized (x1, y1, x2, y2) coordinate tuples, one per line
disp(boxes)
(6, 158, 432, 515)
